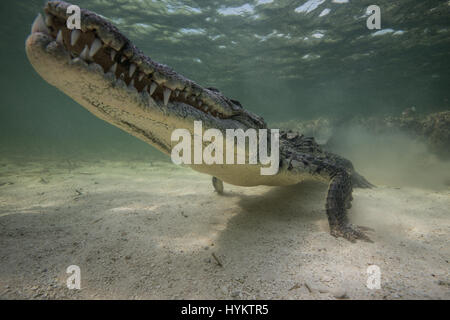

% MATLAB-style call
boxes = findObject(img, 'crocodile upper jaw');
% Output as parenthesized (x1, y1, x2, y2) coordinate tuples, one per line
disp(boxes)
(25, 1, 266, 155)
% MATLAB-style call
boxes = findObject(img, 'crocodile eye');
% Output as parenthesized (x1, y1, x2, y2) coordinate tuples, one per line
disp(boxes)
(207, 87, 220, 92)
(230, 99, 243, 108)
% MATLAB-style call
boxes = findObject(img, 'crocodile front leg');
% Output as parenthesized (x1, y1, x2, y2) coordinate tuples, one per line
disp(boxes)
(280, 133, 374, 242)
(326, 170, 373, 242)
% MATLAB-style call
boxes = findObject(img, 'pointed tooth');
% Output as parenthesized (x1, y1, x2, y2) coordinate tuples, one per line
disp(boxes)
(110, 50, 116, 61)
(149, 82, 157, 95)
(56, 30, 64, 44)
(183, 92, 189, 99)
(109, 62, 117, 74)
(191, 96, 196, 102)
(143, 85, 148, 92)
(80, 45, 89, 60)
(31, 14, 49, 34)
(204, 106, 209, 112)
(129, 64, 136, 77)
(89, 38, 102, 58)
(138, 73, 144, 81)
(70, 57, 88, 68)
(121, 56, 126, 63)
(163, 88, 172, 106)
(70, 57, 81, 64)
(175, 90, 180, 97)
(128, 79, 135, 89)
(70, 29, 81, 46)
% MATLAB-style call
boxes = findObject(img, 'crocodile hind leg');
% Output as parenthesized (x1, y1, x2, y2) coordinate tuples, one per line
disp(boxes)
(324, 151, 374, 189)
(212, 177, 224, 195)
(351, 171, 375, 189)
(326, 170, 373, 242)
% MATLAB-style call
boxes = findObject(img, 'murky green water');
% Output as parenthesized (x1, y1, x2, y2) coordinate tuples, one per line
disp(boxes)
(0, 0, 449, 159)
(0, 1, 449, 300)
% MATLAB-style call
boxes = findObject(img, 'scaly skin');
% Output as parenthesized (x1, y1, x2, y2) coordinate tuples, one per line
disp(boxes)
(25, 1, 374, 242)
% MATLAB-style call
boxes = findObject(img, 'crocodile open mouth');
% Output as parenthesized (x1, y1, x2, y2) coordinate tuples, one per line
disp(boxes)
(27, 1, 267, 135)
(30, 2, 245, 120)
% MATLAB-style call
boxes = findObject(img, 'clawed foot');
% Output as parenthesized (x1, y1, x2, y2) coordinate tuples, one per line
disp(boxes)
(330, 224, 374, 243)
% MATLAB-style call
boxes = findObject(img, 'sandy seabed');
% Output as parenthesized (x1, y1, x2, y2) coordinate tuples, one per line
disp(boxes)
(0, 156, 448, 300)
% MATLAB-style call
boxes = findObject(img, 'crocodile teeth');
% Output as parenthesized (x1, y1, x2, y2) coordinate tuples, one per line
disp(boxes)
(80, 45, 89, 60)
(128, 79, 135, 89)
(70, 29, 81, 46)
(89, 38, 102, 58)
(109, 62, 117, 74)
(149, 82, 157, 95)
(110, 50, 116, 61)
(204, 106, 209, 112)
(31, 14, 49, 34)
(138, 73, 144, 81)
(183, 92, 189, 99)
(56, 30, 63, 44)
(70, 57, 83, 65)
(129, 64, 136, 77)
(163, 88, 172, 106)
(174, 90, 180, 97)
(143, 85, 148, 92)
(121, 56, 126, 63)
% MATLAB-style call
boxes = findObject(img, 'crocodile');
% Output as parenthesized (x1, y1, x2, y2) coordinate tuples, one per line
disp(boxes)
(25, 1, 374, 242)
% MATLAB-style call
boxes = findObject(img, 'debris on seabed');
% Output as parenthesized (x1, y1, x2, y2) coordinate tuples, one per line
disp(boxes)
(211, 252, 223, 267)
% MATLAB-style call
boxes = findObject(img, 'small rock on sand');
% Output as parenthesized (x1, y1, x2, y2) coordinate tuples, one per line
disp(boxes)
(331, 288, 348, 299)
